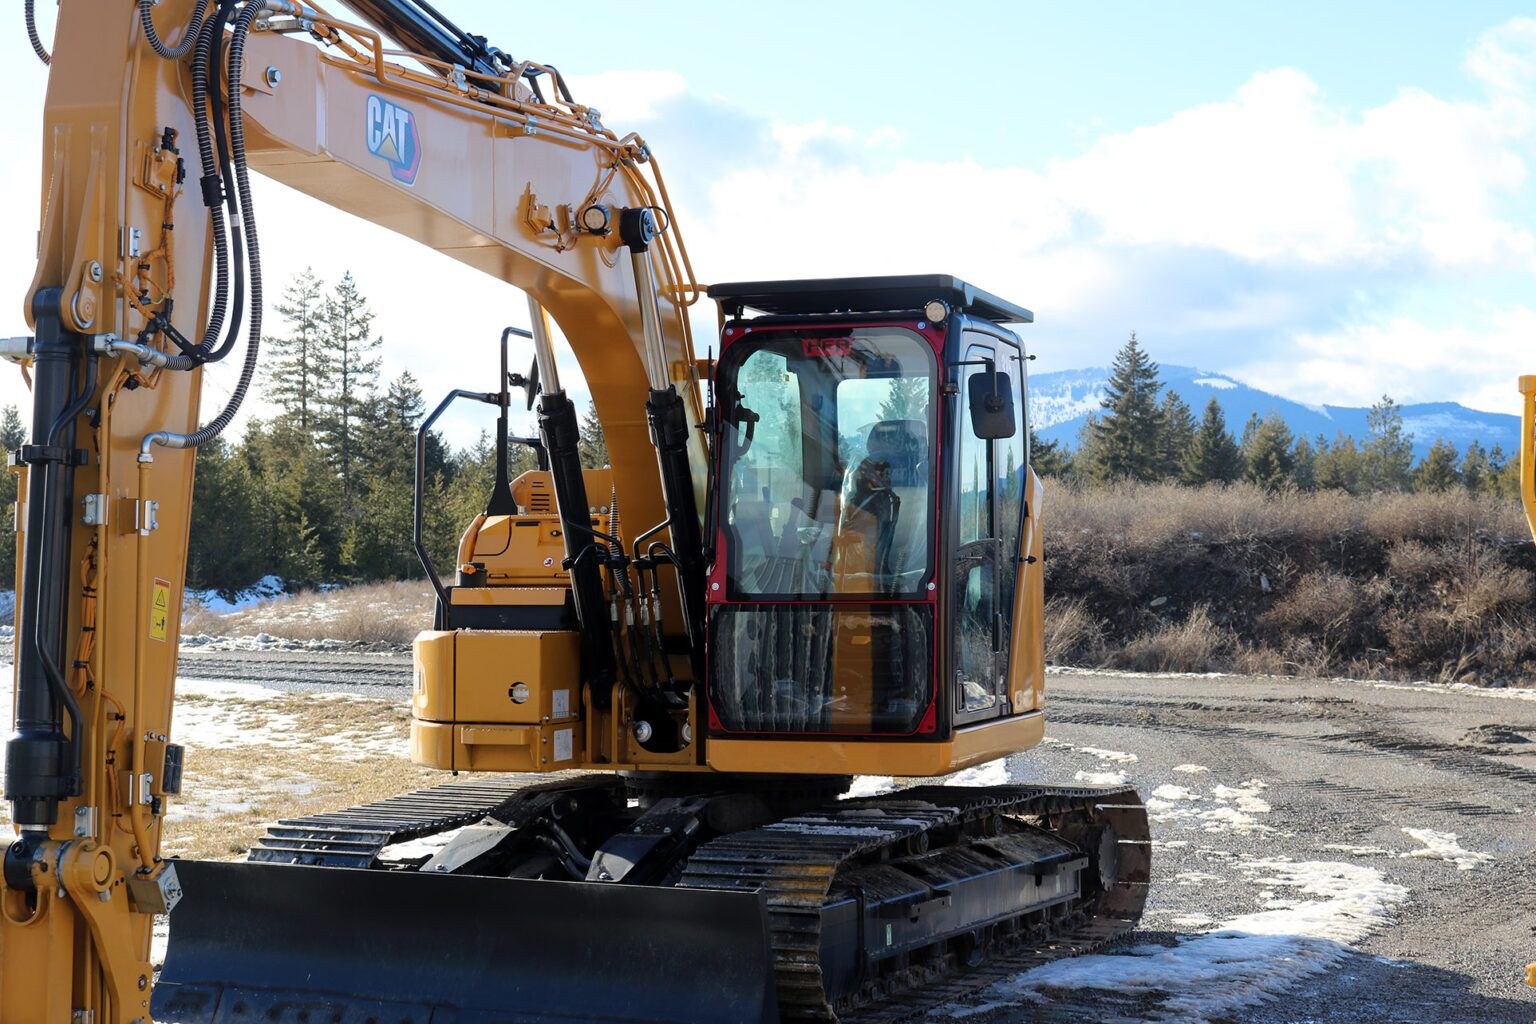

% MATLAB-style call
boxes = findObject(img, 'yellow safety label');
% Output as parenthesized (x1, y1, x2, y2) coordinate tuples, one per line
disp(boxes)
(149, 577, 171, 642)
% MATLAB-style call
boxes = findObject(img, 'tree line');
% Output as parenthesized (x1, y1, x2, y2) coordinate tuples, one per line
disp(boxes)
(180, 270, 605, 597)
(1030, 333, 1526, 498)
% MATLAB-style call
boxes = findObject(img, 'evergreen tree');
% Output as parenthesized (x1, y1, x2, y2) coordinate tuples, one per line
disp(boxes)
(1315, 433, 1363, 493)
(0, 404, 25, 449)
(1156, 390, 1196, 481)
(1459, 441, 1491, 495)
(1088, 332, 1166, 482)
(1488, 444, 1522, 500)
(264, 268, 326, 429)
(877, 377, 928, 424)
(1413, 439, 1461, 492)
(1290, 435, 1317, 491)
(1182, 398, 1244, 485)
(577, 399, 609, 468)
(0, 404, 23, 579)
(187, 437, 270, 596)
(1028, 424, 1072, 478)
(242, 416, 344, 585)
(1242, 413, 1295, 491)
(1362, 395, 1414, 492)
(315, 271, 382, 506)
(1239, 411, 1261, 450)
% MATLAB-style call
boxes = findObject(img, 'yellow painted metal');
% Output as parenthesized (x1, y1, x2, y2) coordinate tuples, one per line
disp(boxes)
(709, 714, 1047, 777)
(452, 631, 581, 724)
(449, 586, 567, 606)
(1520, 375, 1535, 545)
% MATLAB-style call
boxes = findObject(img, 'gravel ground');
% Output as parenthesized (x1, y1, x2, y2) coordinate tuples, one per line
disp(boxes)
(28, 644, 1536, 1022)
(959, 671, 1536, 1024)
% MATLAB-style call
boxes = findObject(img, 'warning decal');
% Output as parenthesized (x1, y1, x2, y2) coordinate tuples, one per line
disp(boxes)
(149, 577, 172, 642)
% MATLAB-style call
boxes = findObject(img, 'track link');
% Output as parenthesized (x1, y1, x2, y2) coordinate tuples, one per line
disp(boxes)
(678, 783, 1150, 1021)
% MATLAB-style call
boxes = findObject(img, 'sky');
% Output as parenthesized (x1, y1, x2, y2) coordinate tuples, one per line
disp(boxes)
(3, 2, 1535, 445)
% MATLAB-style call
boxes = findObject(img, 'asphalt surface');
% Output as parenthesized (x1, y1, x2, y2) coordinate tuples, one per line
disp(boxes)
(167, 648, 1536, 1023)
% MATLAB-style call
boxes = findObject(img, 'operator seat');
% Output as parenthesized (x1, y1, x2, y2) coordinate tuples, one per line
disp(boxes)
(836, 419, 927, 590)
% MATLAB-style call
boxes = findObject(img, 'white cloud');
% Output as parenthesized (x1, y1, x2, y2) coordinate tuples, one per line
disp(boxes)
(2, 14, 1534, 441)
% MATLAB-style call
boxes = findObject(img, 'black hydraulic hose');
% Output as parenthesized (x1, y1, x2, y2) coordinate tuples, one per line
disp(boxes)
(24, 0, 49, 65)
(45, 349, 96, 448)
(198, 0, 248, 363)
(141, 0, 210, 60)
(189, 14, 232, 355)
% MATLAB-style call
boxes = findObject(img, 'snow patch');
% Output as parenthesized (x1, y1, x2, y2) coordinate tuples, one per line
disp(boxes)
(1076, 745, 1139, 764)
(1192, 377, 1237, 390)
(844, 775, 897, 799)
(1322, 844, 1394, 858)
(1173, 763, 1211, 774)
(1371, 681, 1536, 703)
(1074, 769, 1128, 786)
(942, 859, 1408, 1021)
(185, 575, 286, 614)
(1151, 784, 1200, 802)
(947, 758, 1012, 787)
(1399, 828, 1494, 870)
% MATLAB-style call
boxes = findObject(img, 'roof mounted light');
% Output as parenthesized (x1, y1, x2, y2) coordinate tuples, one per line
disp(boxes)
(924, 299, 949, 324)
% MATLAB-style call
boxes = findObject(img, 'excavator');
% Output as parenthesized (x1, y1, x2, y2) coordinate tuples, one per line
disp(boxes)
(1523, 378, 1535, 989)
(1, 2, 1152, 1021)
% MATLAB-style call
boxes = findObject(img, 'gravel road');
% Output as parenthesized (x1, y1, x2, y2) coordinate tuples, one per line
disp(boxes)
(166, 648, 1536, 1022)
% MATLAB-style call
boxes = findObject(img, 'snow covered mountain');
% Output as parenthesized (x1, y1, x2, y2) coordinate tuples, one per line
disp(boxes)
(1029, 364, 1522, 459)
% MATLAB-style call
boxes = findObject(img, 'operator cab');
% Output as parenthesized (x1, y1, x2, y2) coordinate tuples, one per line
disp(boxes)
(708, 275, 1035, 745)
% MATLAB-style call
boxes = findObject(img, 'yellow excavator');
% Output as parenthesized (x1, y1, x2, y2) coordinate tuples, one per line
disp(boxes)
(1, 2, 1150, 1021)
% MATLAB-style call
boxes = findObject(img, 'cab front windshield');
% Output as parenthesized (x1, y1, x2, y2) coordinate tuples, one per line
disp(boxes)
(719, 327, 937, 598)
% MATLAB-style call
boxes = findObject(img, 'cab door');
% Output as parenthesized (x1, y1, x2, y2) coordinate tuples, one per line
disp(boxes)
(952, 337, 1004, 723)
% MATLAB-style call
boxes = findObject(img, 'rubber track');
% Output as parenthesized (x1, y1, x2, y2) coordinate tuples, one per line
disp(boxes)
(678, 783, 1150, 1021)
(247, 776, 535, 866)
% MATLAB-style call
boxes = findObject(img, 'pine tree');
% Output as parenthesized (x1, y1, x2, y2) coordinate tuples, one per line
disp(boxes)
(877, 377, 928, 424)
(1362, 395, 1414, 492)
(264, 269, 326, 429)
(315, 272, 382, 507)
(1028, 424, 1071, 478)
(187, 437, 270, 596)
(1182, 398, 1244, 485)
(1156, 390, 1196, 481)
(1315, 433, 1363, 493)
(1460, 441, 1491, 495)
(1413, 439, 1461, 491)
(0, 404, 23, 578)
(1290, 435, 1317, 490)
(0, 404, 25, 450)
(1240, 412, 1261, 450)
(1243, 414, 1295, 491)
(1088, 332, 1166, 482)
(577, 399, 608, 469)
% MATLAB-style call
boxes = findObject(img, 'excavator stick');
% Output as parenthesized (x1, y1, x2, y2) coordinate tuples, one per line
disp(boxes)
(1521, 375, 1535, 545)
(154, 860, 780, 1024)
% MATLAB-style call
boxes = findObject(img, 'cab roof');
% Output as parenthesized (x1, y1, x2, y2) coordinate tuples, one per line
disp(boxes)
(708, 275, 1033, 326)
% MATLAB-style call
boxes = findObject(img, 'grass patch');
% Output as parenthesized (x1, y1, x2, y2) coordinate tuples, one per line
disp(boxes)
(183, 580, 433, 644)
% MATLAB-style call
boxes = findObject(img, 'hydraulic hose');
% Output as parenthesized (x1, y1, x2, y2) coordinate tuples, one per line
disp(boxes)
(141, 0, 210, 60)
(189, 13, 233, 355)
(24, 0, 49, 65)
(147, 1, 264, 454)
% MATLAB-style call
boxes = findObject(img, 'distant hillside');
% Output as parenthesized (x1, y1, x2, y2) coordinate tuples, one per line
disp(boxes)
(1030, 364, 1521, 459)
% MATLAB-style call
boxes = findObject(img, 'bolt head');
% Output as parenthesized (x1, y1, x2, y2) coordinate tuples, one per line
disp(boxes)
(87, 261, 103, 282)
(264, 66, 282, 87)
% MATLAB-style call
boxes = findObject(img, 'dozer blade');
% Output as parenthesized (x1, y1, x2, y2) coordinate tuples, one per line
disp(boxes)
(154, 859, 780, 1024)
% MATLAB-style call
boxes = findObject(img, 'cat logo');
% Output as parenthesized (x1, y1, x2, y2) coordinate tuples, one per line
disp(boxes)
(365, 95, 421, 186)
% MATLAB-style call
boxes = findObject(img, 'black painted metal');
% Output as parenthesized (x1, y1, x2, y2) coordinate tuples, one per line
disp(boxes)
(3, 289, 83, 828)
(709, 275, 1034, 326)
(413, 388, 497, 628)
(642, 386, 707, 677)
(153, 860, 780, 1024)
(537, 389, 615, 693)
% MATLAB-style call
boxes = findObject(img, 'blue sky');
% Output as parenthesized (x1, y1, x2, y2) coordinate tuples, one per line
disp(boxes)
(3, 3, 1534, 442)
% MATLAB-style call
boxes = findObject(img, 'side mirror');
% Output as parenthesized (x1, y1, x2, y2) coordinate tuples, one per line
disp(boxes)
(967, 370, 1017, 440)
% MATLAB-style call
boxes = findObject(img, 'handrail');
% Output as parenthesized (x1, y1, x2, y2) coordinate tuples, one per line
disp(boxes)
(1521, 375, 1535, 544)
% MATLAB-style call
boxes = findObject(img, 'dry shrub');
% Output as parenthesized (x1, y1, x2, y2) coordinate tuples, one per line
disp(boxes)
(1108, 605, 1232, 674)
(1040, 480, 1536, 684)
(1044, 597, 1105, 665)
(184, 580, 434, 644)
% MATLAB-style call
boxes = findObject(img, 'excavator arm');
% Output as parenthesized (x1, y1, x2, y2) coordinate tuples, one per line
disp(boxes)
(1521, 375, 1535, 545)
(1, 3, 716, 1020)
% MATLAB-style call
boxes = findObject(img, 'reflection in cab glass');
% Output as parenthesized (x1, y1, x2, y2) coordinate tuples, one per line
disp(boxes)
(719, 328, 937, 598)
(711, 327, 938, 735)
